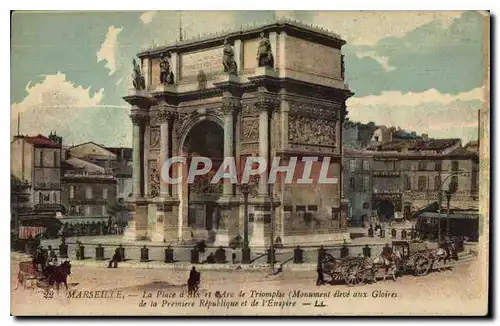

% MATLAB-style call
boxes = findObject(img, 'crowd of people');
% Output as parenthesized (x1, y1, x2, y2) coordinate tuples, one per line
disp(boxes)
(59, 218, 126, 238)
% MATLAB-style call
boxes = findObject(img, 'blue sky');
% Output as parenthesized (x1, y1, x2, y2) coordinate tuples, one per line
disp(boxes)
(10, 11, 487, 147)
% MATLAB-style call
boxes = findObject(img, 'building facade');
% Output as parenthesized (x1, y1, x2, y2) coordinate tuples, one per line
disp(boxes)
(60, 142, 132, 224)
(10, 133, 63, 215)
(367, 138, 479, 221)
(123, 19, 353, 246)
(61, 157, 117, 224)
(342, 148, 373, 226)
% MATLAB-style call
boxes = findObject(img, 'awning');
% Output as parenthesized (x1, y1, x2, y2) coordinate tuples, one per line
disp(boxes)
(411, 201, 440, 218)
(416, 212, 480, 220)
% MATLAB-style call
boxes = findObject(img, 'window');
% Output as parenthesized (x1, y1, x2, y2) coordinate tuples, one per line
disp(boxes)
(39, 192, 43, 203)
(349, 160, 356, 172)
(102, 205, 107, 216)
(39, 150, 44, 167)
(283, 206, 293, 212)
(349, 177, 356, 191)
(85, 205, 91, 216)
(296, 206, 306, 212)
(86, 186, 93, 199)
(451, 161, 459, 172)
(103, 188, 108, 199)
(404, 175, 412, 190)
(435, 161, 442, 171)
(363, 176, 369, 191)
(434, 176, 441, 190)
(52, 191, 57, 203)
(418, 161, 426, 170)
(418, 176, 427, 191)
(308, 205, 318, 212)
(363, 160, 369, 171)
(53, 151, 58, 167)
(363, 202, 370, 209)
(69, 185, 75, 199)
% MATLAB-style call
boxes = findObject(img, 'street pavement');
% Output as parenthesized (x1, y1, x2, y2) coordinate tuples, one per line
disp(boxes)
(10, 252, 486, 316)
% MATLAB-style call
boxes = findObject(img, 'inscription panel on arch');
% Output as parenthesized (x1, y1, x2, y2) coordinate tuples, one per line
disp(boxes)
(180, 47, 223, 79)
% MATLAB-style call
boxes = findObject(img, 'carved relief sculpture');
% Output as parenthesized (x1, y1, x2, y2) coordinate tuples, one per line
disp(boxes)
(149, 160, 160, 198)
(222, 39, 238, 75)
(132, 58, 145, 90)
(149, 126, 160, 149)
(197, 69, 207, 90)
(242, 118, 258, 142)
(160, 52, 175, 85)
(288, 115, 336, 146)
(256, 32, 274, 68)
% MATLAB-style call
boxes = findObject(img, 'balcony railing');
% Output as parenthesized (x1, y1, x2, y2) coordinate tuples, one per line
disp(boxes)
(34, 182, 60, 189)
(34, 203, 63, 211)
(64, 171, 115, 179)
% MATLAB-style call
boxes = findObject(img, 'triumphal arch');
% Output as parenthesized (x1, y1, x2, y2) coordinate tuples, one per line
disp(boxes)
(123, 20, 353, 246)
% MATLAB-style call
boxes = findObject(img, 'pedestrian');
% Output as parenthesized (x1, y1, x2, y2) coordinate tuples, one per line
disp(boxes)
(316, 262, 324, 286)
(197, 240, 207, 262)
(108, 247, 121, 268)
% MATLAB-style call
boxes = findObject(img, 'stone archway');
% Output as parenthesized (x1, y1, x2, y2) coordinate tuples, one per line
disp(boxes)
(180, 118, 224, 242)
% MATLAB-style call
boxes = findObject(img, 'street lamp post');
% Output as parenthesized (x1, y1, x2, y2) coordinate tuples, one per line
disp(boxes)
(240, 185, 250, 247)
(270, 184, 275, 274)
(438, 171, 466, 243)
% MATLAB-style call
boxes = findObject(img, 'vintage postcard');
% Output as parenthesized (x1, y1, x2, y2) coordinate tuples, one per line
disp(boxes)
(10, 10, 490, 316)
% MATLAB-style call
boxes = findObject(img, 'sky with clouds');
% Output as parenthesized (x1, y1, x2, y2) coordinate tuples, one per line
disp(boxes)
(10, 11, 487, 147)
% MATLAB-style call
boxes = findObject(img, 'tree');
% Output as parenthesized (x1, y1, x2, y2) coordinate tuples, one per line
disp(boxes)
(106, 198, 130, 225)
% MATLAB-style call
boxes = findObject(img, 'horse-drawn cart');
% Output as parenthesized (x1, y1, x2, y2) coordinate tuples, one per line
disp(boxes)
(17, 261, 42, 290)
(392, 240, 432, 276)
(320, 254, 367, 286)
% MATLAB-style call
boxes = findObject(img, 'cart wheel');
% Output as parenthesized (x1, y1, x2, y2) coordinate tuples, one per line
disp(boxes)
(344, 262, 365, 286)
(413, 255, 431, 276)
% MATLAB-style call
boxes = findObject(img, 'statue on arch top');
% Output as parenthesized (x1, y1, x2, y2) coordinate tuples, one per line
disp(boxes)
(222, 38, 238, 75)
(160, 52, 175, 85)
(256, 32, 274, 68)
(132, 59, 146, 90)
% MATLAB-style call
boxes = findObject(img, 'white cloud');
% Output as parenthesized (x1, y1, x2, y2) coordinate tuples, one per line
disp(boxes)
(97, 25, 123, 75)
(11, 73, 105, 137)
(140, 11, 157, 24)
(356, 51, 396, 72)
(346, 87, 484, 143)
(348, 87, 485, 107)
(311, 11, 463, 45)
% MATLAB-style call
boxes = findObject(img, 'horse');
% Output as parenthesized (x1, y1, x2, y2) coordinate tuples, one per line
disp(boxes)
(366, 251, 404, 282)
(187, 271, 200, 296)
(42, 260, 72, 292)
(429, 241, 458, 271)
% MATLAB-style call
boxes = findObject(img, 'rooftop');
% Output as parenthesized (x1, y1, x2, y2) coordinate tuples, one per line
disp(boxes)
(368, 138, 461, 152)
(138, 18, 345, 57)
(14, 134, 61, 148)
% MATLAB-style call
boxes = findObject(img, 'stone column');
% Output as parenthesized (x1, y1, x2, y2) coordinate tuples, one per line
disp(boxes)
(222, 101, 237, 197)
(257, 100, 271, 196)
(171, 52, 179, 84)
(269, 32, 278, 69)
(158, 109, 175, 198)
(278, 31, 287, 78)
(142, 58, 150, 89)
(130, 112, 145, 198)
(234, 39, 243, 74)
